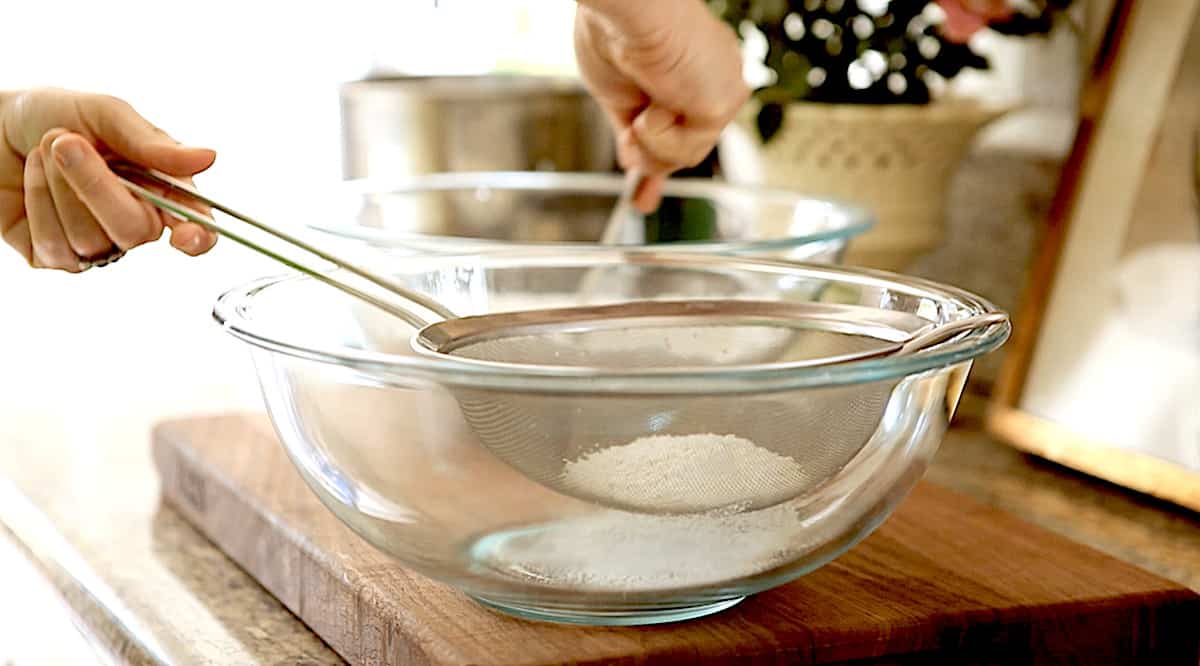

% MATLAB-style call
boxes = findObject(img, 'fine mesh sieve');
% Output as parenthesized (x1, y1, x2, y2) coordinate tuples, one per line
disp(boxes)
(114, 163, 1004, 515)
(420, 300, 1002, 513)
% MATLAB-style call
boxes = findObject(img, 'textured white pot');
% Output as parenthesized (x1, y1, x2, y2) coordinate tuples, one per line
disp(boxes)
(720, 99, 1008, 271)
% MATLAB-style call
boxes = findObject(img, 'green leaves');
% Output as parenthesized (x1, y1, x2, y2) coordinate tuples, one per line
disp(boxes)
(711, 0, 1072, 139)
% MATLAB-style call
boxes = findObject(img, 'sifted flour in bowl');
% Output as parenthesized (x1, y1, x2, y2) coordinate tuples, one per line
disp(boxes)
(476, 433, 809, 591)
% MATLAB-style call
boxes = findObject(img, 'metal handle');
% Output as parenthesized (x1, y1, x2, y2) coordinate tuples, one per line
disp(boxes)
(899, 312, 1010, 356)
(598, 169, 645, 245)
(576, 169, 647, 299)
(110, 163, 454, 328)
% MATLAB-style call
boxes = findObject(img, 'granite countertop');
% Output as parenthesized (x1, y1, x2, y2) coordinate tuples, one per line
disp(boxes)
(1, 152, 1197, 664)
(0, 235, 337, 664)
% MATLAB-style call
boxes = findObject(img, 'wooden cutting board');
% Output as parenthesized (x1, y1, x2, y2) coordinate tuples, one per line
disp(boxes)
(152, 415, 1199, 665)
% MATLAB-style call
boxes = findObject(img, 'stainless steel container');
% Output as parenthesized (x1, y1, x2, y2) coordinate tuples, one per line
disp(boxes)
(339, 75, 616, 180)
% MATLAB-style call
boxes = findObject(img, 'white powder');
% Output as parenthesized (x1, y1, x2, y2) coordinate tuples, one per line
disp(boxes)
(478, 433, 810, 591)
(561, 433, 805, 514)
(482, 502, 801, 591)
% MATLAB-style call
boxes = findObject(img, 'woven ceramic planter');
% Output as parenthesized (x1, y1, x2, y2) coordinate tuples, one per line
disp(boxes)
(720, 99, 1008, 271)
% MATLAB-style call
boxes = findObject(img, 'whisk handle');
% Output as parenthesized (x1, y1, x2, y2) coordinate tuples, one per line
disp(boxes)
(598, 169, 646, 246)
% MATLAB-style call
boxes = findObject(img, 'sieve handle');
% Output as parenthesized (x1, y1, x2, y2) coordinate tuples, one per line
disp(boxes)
(110, 162, 455, 328)
(899, 312, 1010, 356)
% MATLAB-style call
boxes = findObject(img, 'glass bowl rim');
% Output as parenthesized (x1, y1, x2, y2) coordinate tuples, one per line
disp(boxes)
(303, 171, 875, 252)
(213, 251, 1009, 395)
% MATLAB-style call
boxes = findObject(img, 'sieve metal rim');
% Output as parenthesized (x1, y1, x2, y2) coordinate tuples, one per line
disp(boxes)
(407, 302, 1007, 376)
(214, 253, 1011, 395)
(415, 299, 916, 357)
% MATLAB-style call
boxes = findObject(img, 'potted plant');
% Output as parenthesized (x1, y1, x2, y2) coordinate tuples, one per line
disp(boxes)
(711, 0, 1074, 269)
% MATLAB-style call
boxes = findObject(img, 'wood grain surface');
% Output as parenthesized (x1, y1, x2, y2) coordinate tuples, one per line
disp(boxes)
(153, 414, 1200, 666)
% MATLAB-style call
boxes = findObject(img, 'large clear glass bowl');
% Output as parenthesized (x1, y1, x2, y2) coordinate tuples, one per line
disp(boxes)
(213, 252, 1008, 626)
(305, 171, 872, 263)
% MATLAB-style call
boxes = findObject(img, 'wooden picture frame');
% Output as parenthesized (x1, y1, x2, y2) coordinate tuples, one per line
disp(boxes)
(987, 0, 1200, 512)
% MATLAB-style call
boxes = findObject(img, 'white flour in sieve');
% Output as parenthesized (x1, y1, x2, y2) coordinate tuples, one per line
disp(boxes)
(477, 433, 809, 591)
(561, 433, 804, 513)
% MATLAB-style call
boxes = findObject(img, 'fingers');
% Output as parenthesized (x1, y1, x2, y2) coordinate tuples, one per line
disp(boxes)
(76, 97, 219, 256)
(616, 128, 671, 213)
(574, 7, 648, 130)
(5, 221, 32, 265)
(24, 148, 80, 271)
(1, 217, 33, 266)
(49, 133, 163, 251)
(151, 171, 218, 256)
(168, 225, 217, 256)
(79, 95, 216, 177)
(22, 130, 218, 269)
(5, 89, 221, 269)
(39, 128, 112, 259)
(53, 129, 216, 260)
(576, 0, 750, 211)
(633, 175, 665, 214)
(161, 196, 218, 256)
(0, 186, 32, 264)
(631, 104, 726, 173)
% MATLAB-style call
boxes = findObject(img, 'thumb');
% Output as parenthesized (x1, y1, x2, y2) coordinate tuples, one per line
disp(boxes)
(631, 104, 719, 174)
(80, 95, 216, 176)
(633, 174, 665, 214)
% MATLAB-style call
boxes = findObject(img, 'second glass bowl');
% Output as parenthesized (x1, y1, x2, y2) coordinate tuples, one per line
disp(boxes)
(305, 171, 873, 263)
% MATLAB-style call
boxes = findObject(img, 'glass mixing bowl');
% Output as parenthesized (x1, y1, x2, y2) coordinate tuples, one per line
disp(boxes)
(214, 252, 1008, 626)
(304, 171, 872, 263)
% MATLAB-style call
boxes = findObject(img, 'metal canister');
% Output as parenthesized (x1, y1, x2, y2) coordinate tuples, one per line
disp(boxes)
(339, 74, 617, 238)
(339, 74, 616, 180)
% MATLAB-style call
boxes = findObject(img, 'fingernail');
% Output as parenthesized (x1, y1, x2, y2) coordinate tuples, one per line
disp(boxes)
(173, 144, 215, 156)
(178, 146, 217, 168)
(51, 137, 83, 169)
(40, 128, 69, 155)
